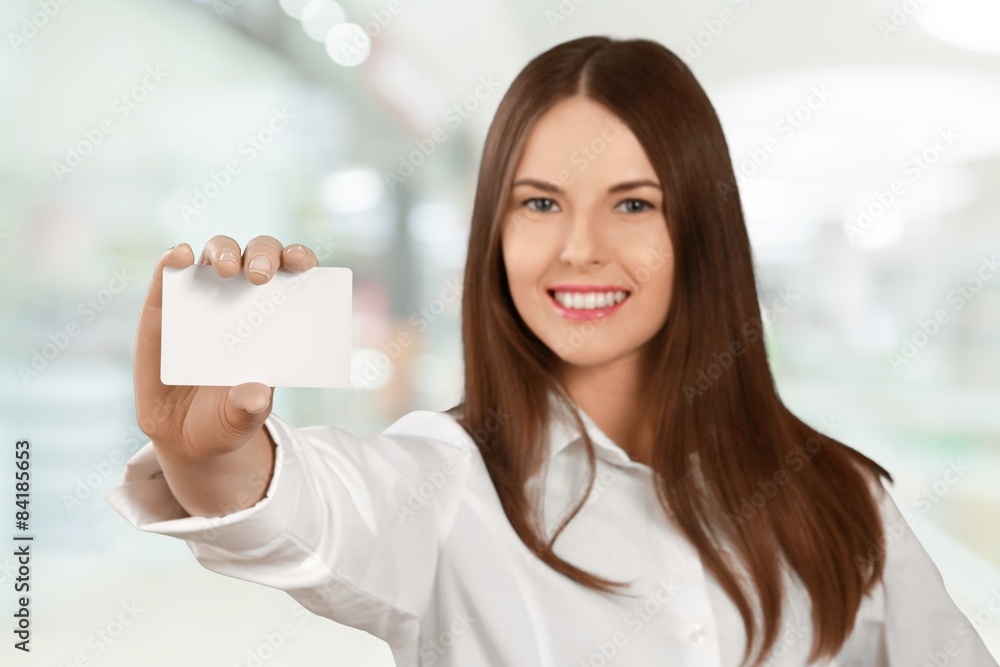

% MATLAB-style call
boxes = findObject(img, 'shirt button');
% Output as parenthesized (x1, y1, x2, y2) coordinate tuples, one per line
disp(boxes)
(688, 625, 706, 642)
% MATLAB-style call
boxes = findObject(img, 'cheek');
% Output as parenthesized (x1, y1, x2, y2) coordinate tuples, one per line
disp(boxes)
(646, 251, 673, 287)
(625, 237, 674, 314)
(501, 231, 523, 278)
(502, 226, 550, 289)
(501, 238, 536, 313)
(653, 266, 674, 317)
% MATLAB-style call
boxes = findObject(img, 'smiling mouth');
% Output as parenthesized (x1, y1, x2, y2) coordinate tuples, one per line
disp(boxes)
(546, 288, 631, 319)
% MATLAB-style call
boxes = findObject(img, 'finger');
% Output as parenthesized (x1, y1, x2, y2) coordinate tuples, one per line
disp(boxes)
(143, 244, 195, 313)
(224, 382, 274, 433)
(198, 235, 243, 278)
(280, 243, 319, 272)
(242, 235, 284, 285)
(134, 244, 195, 413)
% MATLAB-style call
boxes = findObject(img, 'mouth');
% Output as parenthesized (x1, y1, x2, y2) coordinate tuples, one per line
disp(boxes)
(546, 287, 631, 320)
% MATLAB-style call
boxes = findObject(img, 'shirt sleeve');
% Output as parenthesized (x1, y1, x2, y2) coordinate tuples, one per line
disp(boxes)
(835, 474, 999, 666)
(104, 409, 475, 648)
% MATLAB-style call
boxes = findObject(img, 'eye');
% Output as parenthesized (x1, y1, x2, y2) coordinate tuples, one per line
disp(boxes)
(522, 197, 560, 213)
(615, 198, 654, 214)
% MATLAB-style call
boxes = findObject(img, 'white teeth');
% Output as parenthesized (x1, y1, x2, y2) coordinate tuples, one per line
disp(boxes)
(552, 290, 628, 310)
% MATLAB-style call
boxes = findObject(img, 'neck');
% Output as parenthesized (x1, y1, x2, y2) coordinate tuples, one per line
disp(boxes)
(555, 355, 653, 466)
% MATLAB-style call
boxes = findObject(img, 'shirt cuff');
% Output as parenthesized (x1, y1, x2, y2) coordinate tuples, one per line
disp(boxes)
(105, 413, 301, 554)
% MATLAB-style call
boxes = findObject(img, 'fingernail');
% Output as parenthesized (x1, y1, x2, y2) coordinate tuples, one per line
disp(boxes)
(244, 395, 270, 414)
(219, 249, 238, 266)
(248, 255, 271, 276)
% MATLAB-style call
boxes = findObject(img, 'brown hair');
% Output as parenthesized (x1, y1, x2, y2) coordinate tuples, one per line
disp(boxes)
(449, 35, 892, 666)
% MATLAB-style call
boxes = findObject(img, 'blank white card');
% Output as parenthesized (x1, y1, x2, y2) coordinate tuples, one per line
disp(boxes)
(160, 265, 352, 388)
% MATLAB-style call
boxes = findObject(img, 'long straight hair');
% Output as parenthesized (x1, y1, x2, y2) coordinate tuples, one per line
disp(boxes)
(449, 35, 892, 666)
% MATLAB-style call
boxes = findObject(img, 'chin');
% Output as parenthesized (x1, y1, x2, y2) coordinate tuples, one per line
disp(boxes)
(548, 342, 634, 369)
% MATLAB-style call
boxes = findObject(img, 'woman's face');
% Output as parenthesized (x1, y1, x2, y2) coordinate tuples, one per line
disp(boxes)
(500, 95, 675, 373)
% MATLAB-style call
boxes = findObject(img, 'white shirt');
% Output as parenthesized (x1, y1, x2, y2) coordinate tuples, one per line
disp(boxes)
(107, 392, 997, 667)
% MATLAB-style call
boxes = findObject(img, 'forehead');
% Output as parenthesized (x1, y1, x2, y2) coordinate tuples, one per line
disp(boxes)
(513, 96, 656, 183)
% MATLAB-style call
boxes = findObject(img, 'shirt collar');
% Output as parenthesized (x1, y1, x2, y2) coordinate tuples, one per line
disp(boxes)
(544, 387, 645, 470)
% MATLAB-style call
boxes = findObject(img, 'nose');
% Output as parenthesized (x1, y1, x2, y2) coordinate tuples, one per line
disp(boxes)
(558, 211, 604, 268)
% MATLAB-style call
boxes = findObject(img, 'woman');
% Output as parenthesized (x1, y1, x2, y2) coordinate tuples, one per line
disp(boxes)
(109, 36, 997, 666)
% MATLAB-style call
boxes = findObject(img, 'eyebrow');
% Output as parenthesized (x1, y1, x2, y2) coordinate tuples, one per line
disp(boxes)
(511, 178, 662, 194)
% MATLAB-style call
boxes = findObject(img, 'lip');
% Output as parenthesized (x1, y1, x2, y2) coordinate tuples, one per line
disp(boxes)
(546, 286, 630, 320)
(548, 284, 626, 293)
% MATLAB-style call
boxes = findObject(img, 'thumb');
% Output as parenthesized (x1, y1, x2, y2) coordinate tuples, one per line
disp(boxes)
(224, 382, 274, 434)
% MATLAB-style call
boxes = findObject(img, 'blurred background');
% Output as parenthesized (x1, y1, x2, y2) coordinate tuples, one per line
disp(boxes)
(0, 0, 998, 664)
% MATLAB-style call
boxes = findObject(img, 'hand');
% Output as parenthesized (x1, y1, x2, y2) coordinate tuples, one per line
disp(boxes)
(133, 235, 319, 464)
